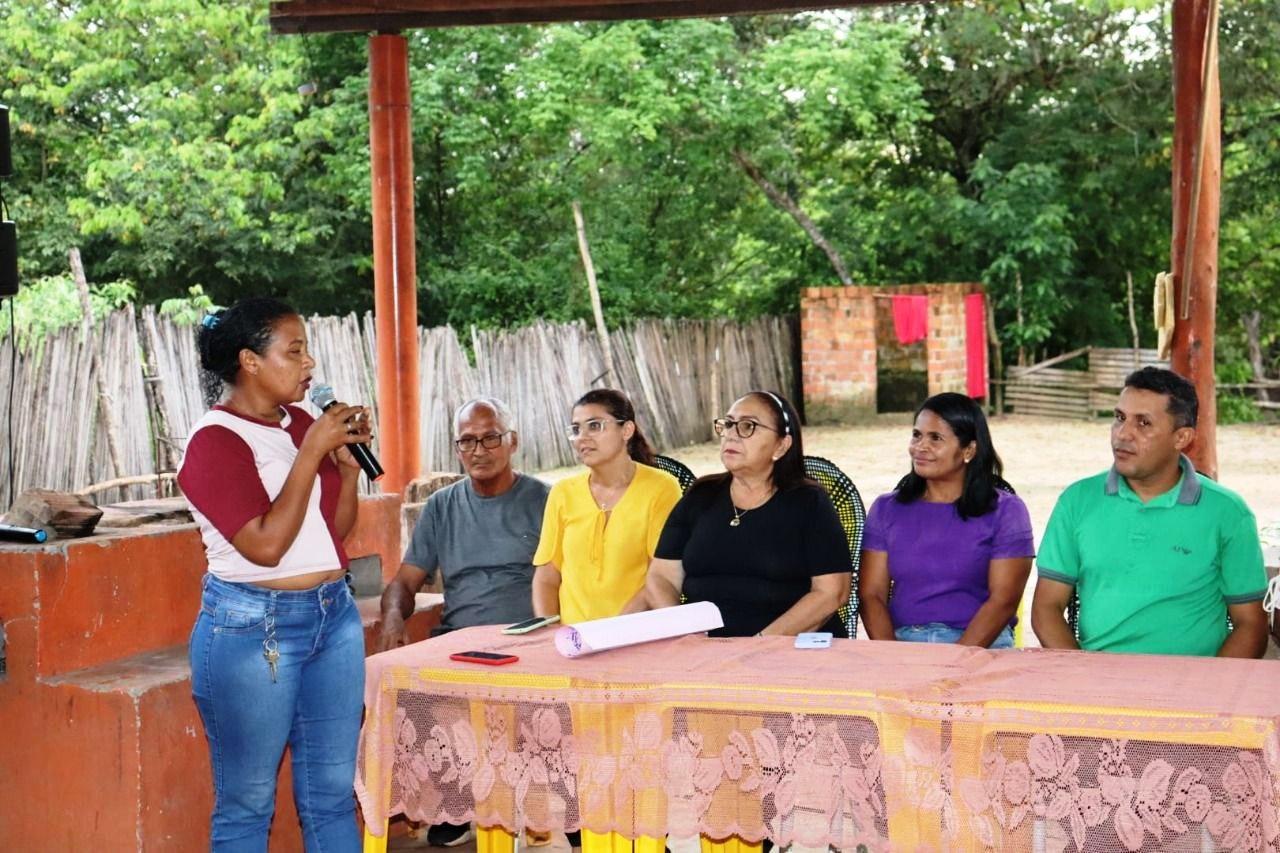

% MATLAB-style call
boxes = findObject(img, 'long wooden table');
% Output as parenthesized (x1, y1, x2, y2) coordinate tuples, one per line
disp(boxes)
(358, 627, 1280, 852)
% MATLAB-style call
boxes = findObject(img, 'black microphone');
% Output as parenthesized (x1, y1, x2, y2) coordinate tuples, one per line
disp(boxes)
(308, 384, 385, 483)
(0, 523, 47, 544)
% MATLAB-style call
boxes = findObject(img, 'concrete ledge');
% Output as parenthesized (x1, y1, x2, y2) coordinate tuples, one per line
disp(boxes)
(38, 592, 445, 696)
(44, 644, 191, 695)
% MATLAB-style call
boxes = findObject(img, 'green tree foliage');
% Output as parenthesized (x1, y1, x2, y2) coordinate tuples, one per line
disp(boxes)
(6, 274, 135, 349)
(0, 0, 1276, 382)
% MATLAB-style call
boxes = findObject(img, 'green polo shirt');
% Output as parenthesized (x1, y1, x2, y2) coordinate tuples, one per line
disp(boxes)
(1038, 456, 1266, 656)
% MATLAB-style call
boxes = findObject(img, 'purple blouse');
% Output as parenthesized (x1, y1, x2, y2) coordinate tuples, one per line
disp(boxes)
(863, 489, 1035, 630)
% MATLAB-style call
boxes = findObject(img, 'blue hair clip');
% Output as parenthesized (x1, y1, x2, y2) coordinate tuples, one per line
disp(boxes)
(201, 313, 221, 330)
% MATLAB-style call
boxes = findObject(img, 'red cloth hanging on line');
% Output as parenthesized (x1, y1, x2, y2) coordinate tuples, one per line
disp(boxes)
(965, 293, 988, 399)
(890, 295, 929, 345)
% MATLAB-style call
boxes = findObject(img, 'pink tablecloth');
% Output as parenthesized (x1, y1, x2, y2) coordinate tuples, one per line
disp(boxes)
(358, 628, 1280, 851)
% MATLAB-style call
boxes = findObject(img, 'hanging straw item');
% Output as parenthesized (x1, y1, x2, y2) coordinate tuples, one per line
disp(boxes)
(1154, 271, 1176, 359)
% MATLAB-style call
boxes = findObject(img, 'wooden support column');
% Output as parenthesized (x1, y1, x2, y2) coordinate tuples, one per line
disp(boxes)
(1170, 0, 1220, 478)
(369, 33, 420, 493)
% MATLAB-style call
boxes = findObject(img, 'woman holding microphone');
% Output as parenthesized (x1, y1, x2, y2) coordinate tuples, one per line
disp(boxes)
(179, 297, 370, 851)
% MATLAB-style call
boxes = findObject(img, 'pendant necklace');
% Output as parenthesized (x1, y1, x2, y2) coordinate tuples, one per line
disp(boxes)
(729, 482, 775, 527)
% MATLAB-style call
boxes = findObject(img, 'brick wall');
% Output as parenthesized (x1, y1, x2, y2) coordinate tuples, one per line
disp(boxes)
(800, 283, 983, 420)
(800, 287, 878, 422)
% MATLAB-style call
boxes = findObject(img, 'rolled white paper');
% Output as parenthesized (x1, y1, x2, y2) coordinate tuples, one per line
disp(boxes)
(554, 601, 724, 658)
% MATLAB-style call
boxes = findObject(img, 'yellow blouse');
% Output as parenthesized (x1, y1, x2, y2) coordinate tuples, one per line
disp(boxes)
(534, 463, 682, 624)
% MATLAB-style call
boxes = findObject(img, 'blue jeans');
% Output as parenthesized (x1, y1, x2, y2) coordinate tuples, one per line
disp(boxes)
(190, 574, 365, 852)
(895, 622, 1015, 649)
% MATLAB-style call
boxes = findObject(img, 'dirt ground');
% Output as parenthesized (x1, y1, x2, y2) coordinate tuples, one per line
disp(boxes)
(535, 413, 1280, 646)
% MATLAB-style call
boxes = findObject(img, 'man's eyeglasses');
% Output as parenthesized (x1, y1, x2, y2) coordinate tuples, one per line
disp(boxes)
(713, 417, 779, 439)
(454, 432, 510, 453)
(565, 418, 626, 440)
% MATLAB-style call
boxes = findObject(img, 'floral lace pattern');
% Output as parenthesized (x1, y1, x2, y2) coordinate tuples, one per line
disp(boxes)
(359, 628, 1280, 847)
(376, 694, 1280, 850)
(384, 701, 888, 846)
(380, 695, 1280, 851)
(951, 733, 1280, 852)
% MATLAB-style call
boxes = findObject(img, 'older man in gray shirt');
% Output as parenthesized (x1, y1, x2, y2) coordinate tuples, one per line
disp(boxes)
(377, 396, 549, 846)
(379, 396, 549, 646)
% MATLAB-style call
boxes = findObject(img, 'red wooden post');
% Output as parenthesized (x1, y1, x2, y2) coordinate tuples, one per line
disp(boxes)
(1170, 0, 1220, 478)
(368, 33, 421, 493)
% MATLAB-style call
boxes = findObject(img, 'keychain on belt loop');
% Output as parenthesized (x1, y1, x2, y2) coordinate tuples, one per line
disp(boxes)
(263, 613, 280, 683)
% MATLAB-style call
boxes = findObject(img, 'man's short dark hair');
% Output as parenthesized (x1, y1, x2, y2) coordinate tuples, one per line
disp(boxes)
(1123, 367, 1198, 428)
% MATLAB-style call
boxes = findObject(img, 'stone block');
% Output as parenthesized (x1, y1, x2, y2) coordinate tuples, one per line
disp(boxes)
(348, 553, 383, 596)
(3, 488, 103, 539)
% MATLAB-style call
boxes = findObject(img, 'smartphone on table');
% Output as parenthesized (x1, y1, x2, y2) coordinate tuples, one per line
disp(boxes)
(449, 651, 519, 666)
(501, 614, 561, 635)
(794, 632, 833, 649)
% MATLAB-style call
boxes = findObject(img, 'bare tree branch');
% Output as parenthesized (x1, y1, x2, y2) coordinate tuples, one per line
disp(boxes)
(732, 149, 853, 286)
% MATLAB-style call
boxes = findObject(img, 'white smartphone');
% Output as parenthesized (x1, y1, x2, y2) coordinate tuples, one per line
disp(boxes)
(794, 632, 833, 649)
(501, 614, 562, 635)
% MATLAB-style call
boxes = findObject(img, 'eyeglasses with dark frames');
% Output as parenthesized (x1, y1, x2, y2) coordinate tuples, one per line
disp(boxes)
(454, 431, 511, 453)
(713, 417, 779, 439)
(565, 418, 626, 440)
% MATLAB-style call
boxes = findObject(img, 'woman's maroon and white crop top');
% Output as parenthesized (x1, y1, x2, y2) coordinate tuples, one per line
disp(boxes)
(178, 404, 349, 583)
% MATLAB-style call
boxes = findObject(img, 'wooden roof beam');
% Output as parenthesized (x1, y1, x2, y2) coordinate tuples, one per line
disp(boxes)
(269, 0, 903, 34)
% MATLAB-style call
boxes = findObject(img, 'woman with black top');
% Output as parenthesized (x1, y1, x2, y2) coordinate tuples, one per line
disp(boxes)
(643, 390, 852, 637)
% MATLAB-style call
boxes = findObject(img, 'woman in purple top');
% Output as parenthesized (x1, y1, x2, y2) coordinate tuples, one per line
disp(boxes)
(859, 393, 1034, 648)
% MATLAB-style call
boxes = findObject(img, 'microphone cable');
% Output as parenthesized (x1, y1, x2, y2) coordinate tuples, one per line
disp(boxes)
(4, 296, 13, 510)
(1, 180, 12, 509)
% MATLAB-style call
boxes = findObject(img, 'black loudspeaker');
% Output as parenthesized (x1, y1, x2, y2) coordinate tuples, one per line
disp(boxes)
(0, 221, 17, 297)
(0, 105, 11, 178)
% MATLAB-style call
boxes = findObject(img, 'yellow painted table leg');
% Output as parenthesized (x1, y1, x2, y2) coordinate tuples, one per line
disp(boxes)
(633, 835, 665, 853)
(582, 829, 667, 853)
(478, 825, 517, 853)
(699, 835, 763, 853)
(877, 715, 944, 851)
(364, 827, 389, 853)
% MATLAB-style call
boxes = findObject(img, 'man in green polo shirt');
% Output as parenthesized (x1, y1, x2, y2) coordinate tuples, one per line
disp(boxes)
(1032, 367, 1268, 657)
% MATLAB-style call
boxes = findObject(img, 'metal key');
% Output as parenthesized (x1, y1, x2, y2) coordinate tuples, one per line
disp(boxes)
(264, 644, 280, 682)
(263, 613, 279, 683)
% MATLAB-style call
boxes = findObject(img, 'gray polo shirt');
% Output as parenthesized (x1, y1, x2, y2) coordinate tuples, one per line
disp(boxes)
(403, 474, 550, 630)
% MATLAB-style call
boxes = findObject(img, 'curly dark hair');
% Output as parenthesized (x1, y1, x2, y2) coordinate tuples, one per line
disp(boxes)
(196, 297, 297, 407)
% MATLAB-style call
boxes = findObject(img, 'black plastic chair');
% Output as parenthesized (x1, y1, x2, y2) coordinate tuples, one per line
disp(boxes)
(652, 454, 696, 494)
(1067, 596, 1082, 641)
(804, 455, 866, 638)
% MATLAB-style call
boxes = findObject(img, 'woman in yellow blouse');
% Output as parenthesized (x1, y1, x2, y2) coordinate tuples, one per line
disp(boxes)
(533, 388, 681, 624)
